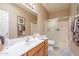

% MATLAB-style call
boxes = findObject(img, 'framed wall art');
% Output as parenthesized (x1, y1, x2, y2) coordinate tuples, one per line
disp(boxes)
(17, 16, 25, 25)
(17, 16, 25, 37)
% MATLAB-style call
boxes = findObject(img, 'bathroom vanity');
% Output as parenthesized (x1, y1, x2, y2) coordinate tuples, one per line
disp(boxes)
(22, 39, 48, 56)
(0, 38, 48, 56)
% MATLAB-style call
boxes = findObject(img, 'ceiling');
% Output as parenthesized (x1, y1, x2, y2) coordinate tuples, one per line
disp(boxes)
(42, 3, 71, 13)
(14, 3, 37, 16)
(14, 3, 71, 16)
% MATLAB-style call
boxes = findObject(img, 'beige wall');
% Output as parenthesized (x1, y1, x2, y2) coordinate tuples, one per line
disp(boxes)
(69, 4, 75, 17)
(49, 8, 70, 19)
(35, 4, 48, 35)
(0, 3, 36, 39)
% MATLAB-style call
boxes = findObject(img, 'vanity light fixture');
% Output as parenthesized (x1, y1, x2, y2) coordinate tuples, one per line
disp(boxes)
(22, 3, 36, 13)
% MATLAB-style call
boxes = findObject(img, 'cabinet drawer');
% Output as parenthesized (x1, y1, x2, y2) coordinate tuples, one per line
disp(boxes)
(45, 48, 48, 56)
(45, 40, 48, 44)
(28, 42, 44, 56)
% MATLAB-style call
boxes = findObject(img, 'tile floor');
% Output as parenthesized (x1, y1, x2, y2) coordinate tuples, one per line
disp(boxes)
(48, 45, 73, 56)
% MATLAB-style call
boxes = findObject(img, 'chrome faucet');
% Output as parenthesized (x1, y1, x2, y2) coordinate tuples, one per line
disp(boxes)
(26, 36, 30, 42)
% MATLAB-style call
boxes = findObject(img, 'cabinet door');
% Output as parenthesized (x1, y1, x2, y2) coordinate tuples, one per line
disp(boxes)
(45, 48, 48, 56)
(38, 47, 44, 56)
(34, 52, 39, 56)
(28, 42, 44, 56)
(28, 45, 41, 56)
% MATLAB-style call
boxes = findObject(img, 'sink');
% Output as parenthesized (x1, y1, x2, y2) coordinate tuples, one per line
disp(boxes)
(25, 39, 40, 45)
(0, 37, 44, 56)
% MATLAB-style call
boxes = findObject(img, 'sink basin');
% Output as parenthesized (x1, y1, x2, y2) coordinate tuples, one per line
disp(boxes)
(25, 39, 40, 45)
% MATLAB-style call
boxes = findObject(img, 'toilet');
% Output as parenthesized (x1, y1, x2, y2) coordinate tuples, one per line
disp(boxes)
(48, 40, 55, 46)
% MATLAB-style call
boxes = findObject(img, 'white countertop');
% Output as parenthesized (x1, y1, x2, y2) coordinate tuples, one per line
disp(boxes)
(0, 37, 47, 56)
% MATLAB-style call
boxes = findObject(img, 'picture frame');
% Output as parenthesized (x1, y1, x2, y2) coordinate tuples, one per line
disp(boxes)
(17, 16, 25, 25)
(17, 16, 25, 37)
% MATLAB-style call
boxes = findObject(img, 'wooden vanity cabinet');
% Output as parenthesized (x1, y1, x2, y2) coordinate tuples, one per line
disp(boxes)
(21, 39, 48, 56)
(27, 41, 44, 56)
(34, 46, 44, 56)
(44, 39, 48, 56)
(37, 46, 44, 56)
(45, 48, 48, 56)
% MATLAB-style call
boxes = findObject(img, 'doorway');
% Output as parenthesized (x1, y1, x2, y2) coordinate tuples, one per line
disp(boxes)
(0, 10, 9, 38)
